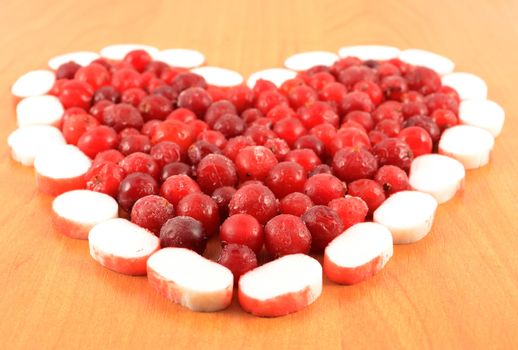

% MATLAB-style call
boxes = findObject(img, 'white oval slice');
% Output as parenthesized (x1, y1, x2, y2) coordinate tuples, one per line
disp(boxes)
(438, 125, 495, 169)
(409, 154, 465, 203)
(154, 48, 205, 68)
(284, 51, 339, 71)
(459, 99, 504, 137)
(399, 49, 455, 75)
(373, 190, 438, 244)
(48, 51, 100, 69)
(16, 95, 64, 127)
(147, 248, 234, 312)
(100, 44, 159, 60)
(34, 144, 91, 180)
(338, 45, 400, 61)
(441, 72, 487, 100)
(11, 70, 56, 98)
(190, 66, 243, 87)
(7, 125, 66, 166)
(247, 68, 297, 88)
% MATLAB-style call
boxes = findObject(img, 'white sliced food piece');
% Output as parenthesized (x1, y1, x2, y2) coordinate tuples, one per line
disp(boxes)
(16, 95, 64, 127)
(399, 49, 455, 75)
(459, 99, 504, 137)
(373, 190, 438, 244)
(7, 125, 66, 166)
(441, 72, 487, 100)
(11, 70, 56, 98)
(247, 68, 297, 88)
(324, 222, 393, 285)
(238, 254, 322, 317)
(89, 218, 160, 275)
(147, 247, 233, 312)
(100, 44, 159, 60)
(48, 51, 100, 69)
(438, 125, 495, 169)
(284, 51, 339, 71)
(338, 45, 400, 61)
(409, 154, 465, 203)
(52, 190, 118, 239)
(190, 66, 243, 87)
(154, 48, 205, 68)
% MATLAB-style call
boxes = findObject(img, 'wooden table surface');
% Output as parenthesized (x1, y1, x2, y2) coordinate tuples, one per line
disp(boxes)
(1, 0, 517, 349)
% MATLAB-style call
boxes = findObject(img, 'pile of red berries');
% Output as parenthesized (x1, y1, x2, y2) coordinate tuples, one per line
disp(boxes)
(49, 50, 460, 280)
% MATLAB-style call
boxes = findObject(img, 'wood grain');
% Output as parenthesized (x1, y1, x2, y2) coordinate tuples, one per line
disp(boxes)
(1, 0, 517, 349)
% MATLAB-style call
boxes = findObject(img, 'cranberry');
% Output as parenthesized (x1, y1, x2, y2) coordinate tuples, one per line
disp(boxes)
(401, 91, 425, 103)
(307, 71, 336, 91)
(176, 192, 219, 237)
(59, 80, 94, 110)
(368, 130, 388, 146)
(160, 216, 207, 254)
(150, 141, 182, 168)
(92, 86, 121, 104)
(380, 75, 408, 100)
(424, 92, 459, 114)
(372, 138, 414, 172)
(304, 173, 346, 205)
(188, 119, 208, 138)
(196, 154, 238, 194)
(138, 95, 172, 121)
(401, 101, 428, 119)
(151, 120, 195, 153)
(220, 214, 264, 253)
(234, 145, 278, 182)
(111, 67, 143, 92)
(329, 128, 371, 156)
(123, 50, 152, 72)
(167, 108, 197, 124)
(204, 100, 236, 126)
(338, 65, 377, 89)
(287, 85, 318, 109)
(340, 91, 375, 115)
(151, 85, 178, 102)
(255, 90, 288, 115)
(318, 82, 348, 107)
(121, 88, 147, 107)
(330, 56, 362, 75)
(263, 138, 290, 162)
(241, 108, 264, 125)
(404, 66, 441, 95)
(347, 179, 385, 214)
(297, 101, 339, 129)
(344, 111, 374, 132)
(212, 113, 246, 138)
(56, 61, 81, 80)
(265, 161, 307, 199)
(93, 149, 124, 165)
(171, 72, 207, 93)
(272, 117, 306, 147)
(398, 126, 433, 157)
(375, 119, 401, 137)
(61, 113, 99, 145)
(293, 135, 325, 159)
(372, 101, 404, 124)
(328, 196, 369, 230)
(118, 172, 159, 212)
(332, 147, 378, 183)
(119, 152, 160, 179)
(267, 105, 297, 124)
(308, 164, 333, 177)
(212, 186, 236, 220)
(402, 115, 441, 143)
(228, 85, 254, 112)
(301, 205, 344, 252)
(265, 214, 312, 256)
(223, 136, 255, 161)
(279, 192, 313, 216)
(130, 195, 175, 235)
(197, 130, 227, 148)
(377, 62, 401, 78)
(177, 87, 212, 117)
(374, 165, 410, 196)
(85, 161, 125, 197)
(118, 134, 151, 155)
(160, 174, 201, 206)
(432, 108, 458, 130)
(217, 244, 257, 282)
(310, 123, 337, 153)
(160, 162, 192, 182)
(119, 127, 141, 138)
(77, 125, 119, 158)
(74, 63, 110, 91)
(353, 80, 383, 105)
(186, 140, 220, 165)
(244, 124, 276, 145)
(439, 85, 461, 104)
(228, 183, 278, 224)
(284, 149, 321, 173)
(102, 103, 144, 132)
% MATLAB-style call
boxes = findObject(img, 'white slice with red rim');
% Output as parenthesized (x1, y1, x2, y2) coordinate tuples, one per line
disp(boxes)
(373, 190, 438, 244)
(238, 254, 322, 317)
(16, 95, 64, 127)
(459, 99, 505, 137)
(48, 51, 100, 69)
(154, 48, 205, 68)
(190, 66, 244, 87)
(52, 190, 119, 240)
(441, 72, 488, 100)
(89, 218, 160, 275)
(399, 49, 455, 75)
(409, 154, 465, 204)
(438, 125, 495, 169)
(7, 125, 65, 166)
(338, 45, 400, 61)
(100, 44, 159, 61)
(11, 70, 56, 98)
(34, 144, 91, 196)
(284, 51, 339, 71)
(147, 248, 234, 312)
(247, 68, 297, 88)
(324, 222, 393, 285)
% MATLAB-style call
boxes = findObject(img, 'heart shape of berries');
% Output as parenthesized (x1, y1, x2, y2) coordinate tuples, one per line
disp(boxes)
(7, 44, 505, 317)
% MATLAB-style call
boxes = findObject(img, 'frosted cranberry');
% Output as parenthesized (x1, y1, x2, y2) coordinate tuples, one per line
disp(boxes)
(150, 141, 182, 168)
(402, 101, 428, 119)
(206, 86, 228, 102)
(123, 50, 152, 72)
(302, 65, 331, 78)
(234, 145, 278, 182)
(119, 152, 160, 179)
(93, 149, 124, 165)
(293, 135, 325, 158)
(176, 192, 219, 236)
(131, 195, 174, 235)
(228, 85, 254, 112)
(61, 113, 99, 145)
(432, 108, 458, 130)
(223, 136, 255, 161)
(187, 140, 222, 165)
(283, 149, 320, 173)
(368, 130, 388, 146)
(75, 63, 110, 91)
(56, 61, 81, 80)
(287, 85, 318, 109)
(196, 154, 238, 194)
(138, 95, 172, 121)
(424, 92, 459, 114)
(347, 179, 385, 214)
(118, 134, 151, 155)
(307, 164, 331, 177)
(297, 101, 339, 129)
(118, 172, 159, 212)
(318, 82, 348, 106)
(304, 173, 346, 205)
(59, 80, 94, 110)
(196, 130, 227, 149)
(344, 111, 374, 132)
(340, 120, 367, 133)
(160, 162, 192, 182)
(171, 72, 207, 93)
(141, 120, 161, 139)
(332, 147, 378, 183)
(160, 174, 201, 206)
(77, 125, 118, 158)
(102, 103, 144, 132)
(375, 119, 401, 137)
(307, 71, 336, 90)
(279, 192, 313, 216)
(405, 66, 441, 95)
(92, 86, 120, 104)
(272, 117, 306, 147)
(265, 214, 312, 256)
(310, 123, 337, 153)
(302, 205, 344, 252)
(111, 68, 143, 92)
(381, 75, 408, 100)
(329, 128, 371, 156)
(372, 138, 414, 172)
(330, 56, 362, 75)
(121, 87, 147, 107)
(377, 62, 401, 78)
(212, 186, 236, 219)
(328, 196, 369, 230)
(217, 244, 257, 282)
(262, 137, 289, 162)
(145, 61, 171, 78)
(398, 126, 433, 157)
(61, 107, 87, 123)
(85, 161, 125, 197)
(250, 117, 273, 128)
(241, 108, 264, 125)
(50, 78, 70, 96)
(338, 65, 377, 89)
(212, 113, 246, 138)
(354, 80, 383, 105)
(374, 165, 410, 196)
(265, 161, 307, 199)
(91, 58, 111, 70)
(255, 90, 288, 115)
(204, 100, 237, 126)
(167, 108, 197, 123)
(340, 91, 374, 116)
(252, 79, 277, 96)
(266, 105, 297, 124)
(244, 125, 275, 145)
(403, 115, 441, 143)
(119, 127, 141, 138)
(151, 85, 178, 102)
(151, 120, 195, 152)
(229, 183, 278, 224)
(387, 58, 411, 74)
(188, 119, 209, 141)
(160, 216, 207, 254)
(372, 101, 404, 123)
(439, 85, 461, 104)
(400, 90, 425, 103)
(177, 87, 212, 117)
(220, 214, 263, 253)
(279, 78, 306, 96)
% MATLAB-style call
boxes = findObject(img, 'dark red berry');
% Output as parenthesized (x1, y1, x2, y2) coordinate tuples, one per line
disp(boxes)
(131, 195, 175, 235)
(301, 205, 344, 252)
(347, 179, 386, 214)
(217, 244, 257, 282)
(332, 147, 378, 183)
(220, 214, 264, 253)
(118, 172, 159, 212)
(160, 216, 207, 254)
(228, 183, 278, 224)
(265, 214, 312, 256)
(176, 192, 220, 237)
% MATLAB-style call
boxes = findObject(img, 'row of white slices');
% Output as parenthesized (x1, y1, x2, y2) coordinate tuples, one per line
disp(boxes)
(6, 44, 504, 317)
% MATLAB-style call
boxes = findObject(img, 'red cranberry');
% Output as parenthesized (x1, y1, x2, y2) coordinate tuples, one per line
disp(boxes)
(332, 147, 378, 183)
(196, 154, 238, 194)
(330, 56, 362, 75)
(234, 145, 278, 182)
(93, 86, 120, 104)
(212, 186, 236, 219)
(177, 87, 213, 117)
(297, 101, 339, 129)
(119, 127, 140, 138)
(338, 65, 378, 89)
(151, 85, 178, 102)
(118, 134, 151, 155)
(241, 108, 264, 125)
(398, 126, 433, 157)
(287, 85, 318, 109)
(402, 115, 441, 143)
(266, 105, 297, 124)
(310, 123, 337, 154)
(102, 103, 144, 132)
(265, 214, 312, 256)
(378, 62, 401, 78)
(123, 50, 152, 72)
(119, 152, 160, 179)
(167, 108, 197, 124)
(138, 95, 172, 121)
(255, 90, 288, 115)
(284, 148, 321, 173)
(375, 119, 401, 137)
(307, 71, 336, 90)
(171, 72, 207, 93)
(340, 91, 375, 115)
(329, 128, 371, 156)
(223, 136, 255, 161)
(212, 113, 246, 138)
(328, 196, 369, 230)
(244, 124, 276, 145)
(204, 100, 237, 127)
(344, 111, 374, 132)
(308, 164, 333, 177)
(217, 244, 257, 282)
(402, 101, 429, 119)
(404, 66, 441, 95)
(160, 216, 207, 254)
(111, 67, 143, 92)
(121, 88, 147, 107)
(374, 165, 410, 196)
(74, 63, 110, 91)
(304, 173, 346, 205)
(301, 205, 344, 252)
(197, 130, 227, 148)
(228, 85, 254, 112)
(439, 85, 461, 104)
(187, 140, 222, 165)
(93, 149, 124, 165)
(131, 195, 175, 235)
(160, 174, 201, 206)
(293, 135, 325, 159)
(176, 192, 219, 237)
(85, 161, 125, 197)
(353, 80, 383, 105)
(372, 138, 414, 172)
(151, 120, 195, 153)
(347, 179, 385, 214)
(263, 138, 290, 162)
(369, 130, 388, 146)
(424, 92, 459, 115)
(265, 161, 307, 199)
(59, 80, 94, 110)
(380, 75, 408, 100)
(61, 113, 99, 145)
(273, 117, 307, 147)
(56, 61, 81, 80)
(279, 192, 313, 216)
(77, 125, 119, 158)
(228, 183, 278, 224)
(150, 141, 182, 168)
(432, 108, 458, 130)
(318, 82, 348, 107)
(118, 172, 159, 212)
(161, 162, 192, 182)
(220, 214, 264, 253)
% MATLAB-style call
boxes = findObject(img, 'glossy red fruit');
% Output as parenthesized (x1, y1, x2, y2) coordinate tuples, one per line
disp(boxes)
(402, 115, 441, 143)
(187, 140, 222, 165)
(332, 147, 378, 183)
(432, 108, 458, 130)
(340, 91, 375, 116)
(220, 214, 264, 253)
(93, 149, 125, 165)
(353, 80, 383, 105)
(160, 216, 207, 254)
(265, 214, 312, 256)
(160, 174, 201, 206)
(371, 138, 414, 172)
(228, 183, 278, 224)
(177, 87, 213, 117)
(404, 66, 441, 95)
(273, 117, 307, 147)
(211, 186, 236, 220)
(56, 62, 81, 80)
(301, 205, 344, 252)
(119, 152, 160, 179)
(151, 120, 195, 153)
(374, 165, 410, 196)
(197, 130, 227, 148)
(61, 113, 99, 145)
(138, 95, 172, 121)
(278, 192, 313, 216)
(118, 172, 159, 212)
(398, 126, 433, 157)
(234, 145, 278, 182)
(223, 136, 255, 161)
(59, 80, 94, 110)
(304, 173, 346, 205)
(347, 179, 386, 214)
(176, 192, 220, 237)
(263, 138, 290, 162)
(118, 134, 151, 155)
(171, 72, 207, 93)
(217, 244, 258, 282)
(74, 63, 110, 90)
(121, 87, 147, 107)
(328, 196, 369, 230)
(102, 103, 144, 132)
(344, 111, 374, 132)
(150, 141, 182, 168)
(160, 162, 192, 182)
(212, 113, 246, 138)
(284, 149, 321, 173)
(85, 161, 125, 197)
(124, 50, 153, 72)
(196, 154, 238, 194)
(255, 90, 288, 115)
(131, 195, 175, 235)
(265, 161, 307, 199)
(111, 67, 143, 92)
(287, 85, 318, 109)
(77, 125, 119, 158)
(329, 128, 371, 156)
